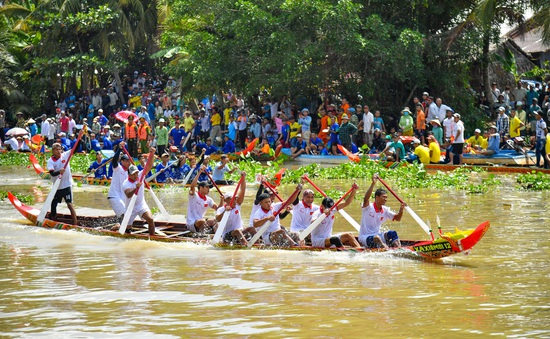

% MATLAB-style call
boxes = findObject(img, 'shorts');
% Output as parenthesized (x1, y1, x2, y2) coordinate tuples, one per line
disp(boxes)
(108, 197, 126, 217)
(311, 234, 342, 248)
(127, 206, 149, 226)
(452, 143, 464, 154)
(360, 230, 399, 248)
(54, 187, 73, 204)
(223, 230, 240, 243)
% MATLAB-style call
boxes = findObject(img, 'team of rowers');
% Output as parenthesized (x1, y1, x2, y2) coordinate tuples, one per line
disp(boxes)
(48, 137, 406, 249)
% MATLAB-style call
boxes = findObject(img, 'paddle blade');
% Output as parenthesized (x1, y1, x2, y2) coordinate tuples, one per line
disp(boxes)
(337, 209, 360, 231)
(119, 195, 137, 234)
(247, 220, 273, 248)
(405, 206, 430, 235)
(37, 178, 62, 223)
(299, 213, 328, 241)
(148, 187, 169, 218)
(212, 211, 231, 243)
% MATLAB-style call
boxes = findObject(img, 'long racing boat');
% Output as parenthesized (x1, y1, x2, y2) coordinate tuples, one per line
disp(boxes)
(8, 192, 490, 259)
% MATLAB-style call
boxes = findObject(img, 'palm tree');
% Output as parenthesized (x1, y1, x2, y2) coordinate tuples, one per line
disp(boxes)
(446, 0, 527, 106)
(530, 0, 550, 44)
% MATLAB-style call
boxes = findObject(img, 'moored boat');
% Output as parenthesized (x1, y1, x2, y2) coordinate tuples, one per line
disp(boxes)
(8, 192, 490, 259)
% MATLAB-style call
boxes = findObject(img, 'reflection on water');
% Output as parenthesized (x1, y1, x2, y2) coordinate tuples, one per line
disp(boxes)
(0, 166, 549, 337)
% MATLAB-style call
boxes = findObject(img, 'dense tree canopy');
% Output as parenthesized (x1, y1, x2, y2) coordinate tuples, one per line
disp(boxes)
(0, 0, 546, 121)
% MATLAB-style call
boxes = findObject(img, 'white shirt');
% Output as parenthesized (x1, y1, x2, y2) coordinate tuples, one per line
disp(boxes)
(47, 150, 73, 190)
(270, 102, 279, 119)
(4, 138, 18, 151)
(536, 119, 547, 139)
(363, 112, 374, 133)
(443, 118, 456, 139)
(249, 203, 261, 227)
(216, 204, 243, 233)
(108, 164, 128, 199)
(186, 192, 215, 225)
(41, 120, 50, 138)
(427, 102, 439, 122)
(48, 122, 57, 140)
(289, 201, 319, 232)
(454, 120, 465, 143)
(212, 162, 230, 181)
(359, 203, 396, 239)
(253, 202, 283, 244)
(122, 174, 148, 213)
(311, 209, 337, 246)
(438, 105, 451, 123)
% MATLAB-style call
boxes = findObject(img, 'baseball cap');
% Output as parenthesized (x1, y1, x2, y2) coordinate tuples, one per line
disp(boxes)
(516, 101, 523, 106)
(120, 154, 130, 161)
(128, 165, 139, 174)
(474, 128, 481, 133)
(413, 138, 420, 144)
(498, 106, 505, 112)
(223, 192, 232, 199)
(453, 113, 461, 119)
(341, 114, 349, 120)
(159, 118, 165, 123)
(198, 181, 213, 188)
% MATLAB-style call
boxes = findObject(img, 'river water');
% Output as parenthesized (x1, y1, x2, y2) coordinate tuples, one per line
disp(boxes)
(0, 166, 549, 338)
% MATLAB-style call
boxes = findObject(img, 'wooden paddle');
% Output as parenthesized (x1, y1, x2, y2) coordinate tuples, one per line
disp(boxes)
(302, 174, 360, 231)
(80, 157, 113, 183)
(119, 148, 156, 234)
(205, 171, 224, 198)
(145, 158, 179, 183)
(180, 131, 192, 151)
(247, 186, 301, 248)
(376, 176, 431, 235)
(212, 172, 245, 243)
(37, 128, 85, 224)
(299, 183, 357, 241)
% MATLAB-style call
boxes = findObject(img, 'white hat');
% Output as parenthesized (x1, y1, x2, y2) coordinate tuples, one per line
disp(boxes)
(422, 92, 429, 96)
(498, 106, 505, 112)
(474, 128, 481, 133)
(27, 118, 35, 124)
(516, 101, 523, 106)
(296, 133, 302, 138)
(159, 118, 165, 123)
(413, 138, 420, 144)
(98, 109, 103, 113)
(223, 193, 232, 199)
(104, 125, 111, 129)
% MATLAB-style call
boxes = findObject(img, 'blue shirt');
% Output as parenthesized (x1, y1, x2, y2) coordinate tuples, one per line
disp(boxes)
(319, 148, 329, 155)
(488, 134, 500, 154)
(170, 128, 186, 148)
(310, 137, 323, 147)
(222, 140, 236, 153)
(281, 124, 290, 142)
(155, 162, 173, 183)
(88, 159, 109, 179)
(148, 103, 156, 121)
(91, 139, 101, 152)
(137, 164, 153, 179)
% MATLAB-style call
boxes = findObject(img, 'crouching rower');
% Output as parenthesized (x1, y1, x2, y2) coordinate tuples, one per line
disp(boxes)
(310, 185, 360, 248)
(122, 159, 156, 235)
(215, 172, 256, 245)
(359, 174, 404, 249)
(252, 184, 302, 246)
(186, 166, 221, 234)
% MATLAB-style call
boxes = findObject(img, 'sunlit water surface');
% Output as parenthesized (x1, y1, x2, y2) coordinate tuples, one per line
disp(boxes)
(0, 166, 549, 338)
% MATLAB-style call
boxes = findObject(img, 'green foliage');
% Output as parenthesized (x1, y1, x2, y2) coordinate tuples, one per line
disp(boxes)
(0, 190, 34, 204)
(517, 172, 550, 190)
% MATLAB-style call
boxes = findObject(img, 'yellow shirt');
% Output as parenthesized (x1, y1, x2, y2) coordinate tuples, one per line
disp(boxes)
(211, 113, 221, 126)
(546, 133, 550, 155)
(414, 145, 430, 164)
(129, 96, 141, 109)
(289, 122, 302, 138)
(184, 116, 195, 132)
(467, 135, 487, 148)
(429, 142, 441, 163)
(510, 116, 522, 138)
(223, 108, 232, 126)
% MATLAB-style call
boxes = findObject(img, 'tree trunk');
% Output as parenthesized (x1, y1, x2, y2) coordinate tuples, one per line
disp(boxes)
(482, 31, 493, 109)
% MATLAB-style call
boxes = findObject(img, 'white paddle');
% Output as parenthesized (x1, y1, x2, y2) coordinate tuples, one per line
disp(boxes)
(212, 172, 245, 243)
(302, 174, 360, 231)
(299, 184, 357, 241)
(119, 149, 156, 234)
(37, 129, 85, 224)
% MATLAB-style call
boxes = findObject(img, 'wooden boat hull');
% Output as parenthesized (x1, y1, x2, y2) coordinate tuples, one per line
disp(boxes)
(8, 192, 490, 259)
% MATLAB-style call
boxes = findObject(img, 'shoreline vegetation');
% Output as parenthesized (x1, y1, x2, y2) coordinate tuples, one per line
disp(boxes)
(1, 152, 549, 205)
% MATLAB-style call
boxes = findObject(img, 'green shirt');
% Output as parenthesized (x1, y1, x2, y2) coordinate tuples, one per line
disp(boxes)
(155, 126, 169, 146)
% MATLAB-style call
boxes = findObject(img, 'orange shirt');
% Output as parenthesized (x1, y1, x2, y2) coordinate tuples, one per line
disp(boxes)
(416, 111, 425, 130)
(341, 103, 350, 114)
(318, 115, 330, 142)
